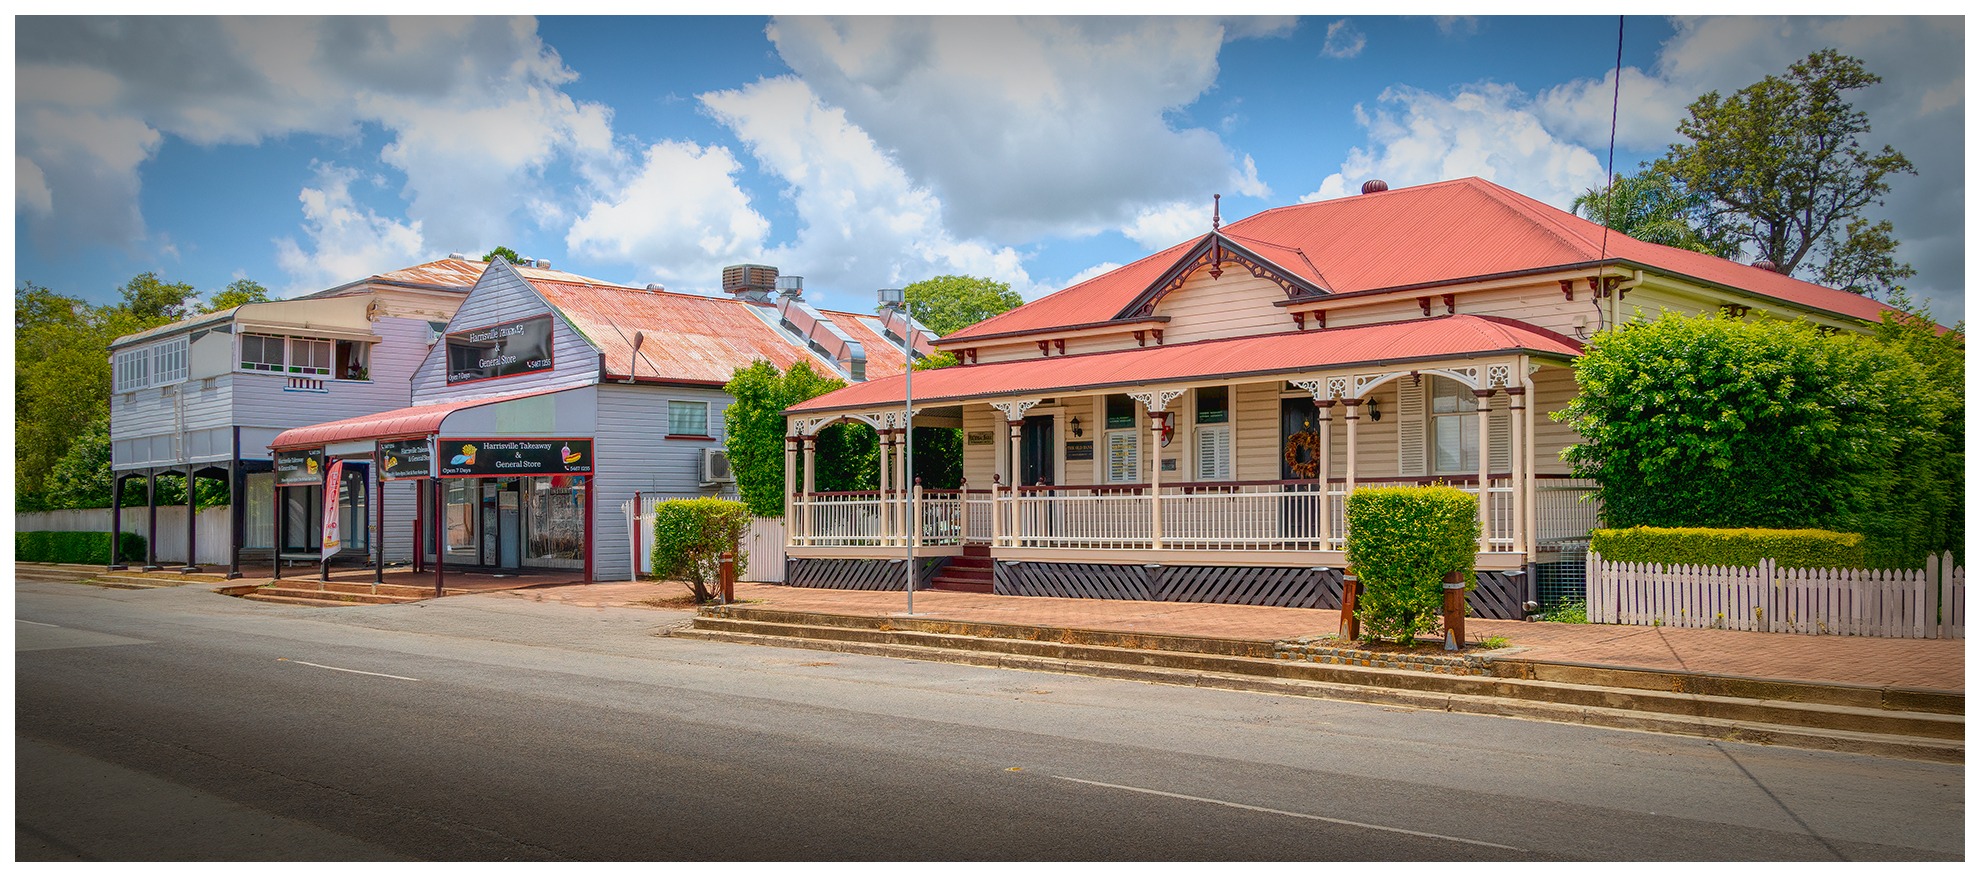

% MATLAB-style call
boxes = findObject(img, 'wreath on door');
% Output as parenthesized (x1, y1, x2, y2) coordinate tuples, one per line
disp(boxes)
(1283, 427, 1322, 479)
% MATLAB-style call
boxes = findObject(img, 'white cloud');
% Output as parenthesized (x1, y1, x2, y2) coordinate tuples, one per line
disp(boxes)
(697, 76, 1034, 304)
(565, 141, 770, 289)
(15, 16, 610, 273)
(1122, 201, 1213, 250)
(766, 16, 1284, 242)
(1321, 20, 1366, 59)
(17, 157, 53, 217)
(1532, 15, 1963, 318)
(1303, 83, 1606, 210)
(273, 163, 425, 295)
(1435, 16, 1480, 37)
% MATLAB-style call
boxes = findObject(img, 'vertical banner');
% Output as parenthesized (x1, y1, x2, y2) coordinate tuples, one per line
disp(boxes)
(322, 459, 345, 560)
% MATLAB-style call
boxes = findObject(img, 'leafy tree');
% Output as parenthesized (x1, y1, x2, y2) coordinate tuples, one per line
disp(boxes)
(649, 498, 751, 603)
(723, 360, 880, 517)
(204, 279, 269, 312)
(1557, 312, 1952, 567)
(902, 275, 1022, 337)
(1653, 49, 1916, 296)
(483, 246, 522, 265)
(117, 272, 199, 322)
(1572, 168, 1738, 257)
(1870, 292, 1963, 559)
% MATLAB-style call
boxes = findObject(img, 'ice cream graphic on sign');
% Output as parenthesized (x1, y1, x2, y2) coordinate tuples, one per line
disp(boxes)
(562, 442, 582, 465)
(451, 444, 477, 466)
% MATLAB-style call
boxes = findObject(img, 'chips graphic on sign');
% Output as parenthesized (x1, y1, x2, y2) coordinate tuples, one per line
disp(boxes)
(306, 457, 319, 475)
(450, 444, 477, 466)
(386, 455, 398, 470)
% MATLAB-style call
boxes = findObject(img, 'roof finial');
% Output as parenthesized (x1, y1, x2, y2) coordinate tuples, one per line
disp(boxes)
(1212, 193, 1222, 231)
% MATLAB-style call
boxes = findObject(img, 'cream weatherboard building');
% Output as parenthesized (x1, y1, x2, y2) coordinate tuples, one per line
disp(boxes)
(780, 177, 1915, 615)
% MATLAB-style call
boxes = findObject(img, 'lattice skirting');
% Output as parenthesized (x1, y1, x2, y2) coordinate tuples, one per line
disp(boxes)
(995, 563, 1346, 609)
(991, 562, 1527, 618)
(785, 557, 946, 591)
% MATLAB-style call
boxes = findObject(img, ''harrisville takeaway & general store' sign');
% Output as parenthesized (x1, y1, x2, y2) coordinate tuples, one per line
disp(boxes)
(445, 315, 554, 384)
(437, 439, 593, 477)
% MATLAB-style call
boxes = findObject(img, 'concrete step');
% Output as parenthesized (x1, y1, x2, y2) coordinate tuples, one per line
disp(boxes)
(267, 579, 435, 600)
(241, 592, 363, 608)
(250, 586, 406, 606)
(684, 609, 1963, 760)
(675, 625, 1961, 763)
(88, 574, 190, 590)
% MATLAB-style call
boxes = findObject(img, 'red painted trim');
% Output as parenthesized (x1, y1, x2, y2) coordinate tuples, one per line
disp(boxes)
(663, 434, 717, 441)
(599, 373, 729, 387)
(583, 472, 595, 583)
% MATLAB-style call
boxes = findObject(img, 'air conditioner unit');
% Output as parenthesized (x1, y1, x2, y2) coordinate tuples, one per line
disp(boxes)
(700, 447, 735, 485)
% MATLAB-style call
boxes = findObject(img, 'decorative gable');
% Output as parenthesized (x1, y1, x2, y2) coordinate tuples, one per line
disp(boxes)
(1116, 232, 1328, 320)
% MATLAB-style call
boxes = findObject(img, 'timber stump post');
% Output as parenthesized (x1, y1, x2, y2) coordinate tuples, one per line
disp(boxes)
(719, 550, 736, 604)
(1442, 570, 1466, 650)
(1339, 571, 1360, 640)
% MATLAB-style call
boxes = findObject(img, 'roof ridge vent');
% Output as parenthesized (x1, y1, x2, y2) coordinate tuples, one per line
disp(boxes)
(1361, 180, 1389, 195)
(447, 252, 469, 260)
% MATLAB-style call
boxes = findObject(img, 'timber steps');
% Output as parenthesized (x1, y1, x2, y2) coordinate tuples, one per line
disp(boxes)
(681, 606, 1963, 763)
(242, 579, 439, 607)
(928, 547, 994, 593)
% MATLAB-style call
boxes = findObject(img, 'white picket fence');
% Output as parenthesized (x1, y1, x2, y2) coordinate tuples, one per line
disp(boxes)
(623, 493, 784, 583)
(1587, 551, 1965, 639)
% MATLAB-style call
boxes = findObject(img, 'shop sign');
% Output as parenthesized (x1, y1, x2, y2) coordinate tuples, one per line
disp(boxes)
(966, 430, 994, 446)
(275, 448, 325, 485)
(438, 438, 593, 477)
(379, 439, 434, 480)
(321, 460, 345, 559)
(445, 315, 554, 384)
(1065, 440, 1094, 461)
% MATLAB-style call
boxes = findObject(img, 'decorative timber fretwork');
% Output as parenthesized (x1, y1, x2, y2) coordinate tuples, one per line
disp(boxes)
(1115, 232, 1328, 320)
(989, 399, 1042, 422)
(1127, 388, 1188, 413)
(1486, 364, 1512, 389)
(1559, 279, 1575, 301)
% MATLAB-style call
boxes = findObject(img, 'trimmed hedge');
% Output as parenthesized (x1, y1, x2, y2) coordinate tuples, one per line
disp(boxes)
(1344, 486, 1479, 646)
(651, 498, 751, 603)
(1591, 526, 1866, 570)
(16, 531, 148, 565)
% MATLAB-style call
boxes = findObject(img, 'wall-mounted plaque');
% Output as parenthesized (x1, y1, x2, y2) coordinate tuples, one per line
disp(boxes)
(1064, 440, 1094, 461)
(966, 430, 994, 446)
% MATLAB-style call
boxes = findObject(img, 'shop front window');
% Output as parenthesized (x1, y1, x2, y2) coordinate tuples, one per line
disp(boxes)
(525, 476, 587, 569)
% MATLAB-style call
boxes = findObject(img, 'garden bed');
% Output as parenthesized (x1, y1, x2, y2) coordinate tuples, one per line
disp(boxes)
(1273, 635, 1511, 676)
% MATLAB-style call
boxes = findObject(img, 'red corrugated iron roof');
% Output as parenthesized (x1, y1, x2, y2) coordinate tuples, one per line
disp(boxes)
(790, 314, 1580, 414)
(942, 177, 1913, 342)
(268, 389, 556, 449)
(526, 280, 911, 385)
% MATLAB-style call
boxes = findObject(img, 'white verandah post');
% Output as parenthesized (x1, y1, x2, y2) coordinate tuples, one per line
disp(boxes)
(1475, 388, 1496, 554)
(877, 426, 893, 545)
(1508, 383, 1527, 556)
(800, 435, 817, 546)
(783, 434, 798, 546)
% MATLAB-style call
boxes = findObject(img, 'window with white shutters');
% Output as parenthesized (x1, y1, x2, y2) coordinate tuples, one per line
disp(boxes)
(1196, 424, 1232, 480)
(1106, 431, 1139, 483)
(1396, 379, 1427, 476)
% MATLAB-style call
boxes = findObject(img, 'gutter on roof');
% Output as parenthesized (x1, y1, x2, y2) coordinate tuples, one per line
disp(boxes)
(788, 344, 1577, 416)
(935, 315, 1171, 347)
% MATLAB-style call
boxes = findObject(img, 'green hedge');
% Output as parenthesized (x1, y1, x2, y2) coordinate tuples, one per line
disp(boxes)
(1344, 486, 1479, 646)
(651, 498, 751, 603)
(16, 531, 147, 565)
(1591, 526, 1866, 570)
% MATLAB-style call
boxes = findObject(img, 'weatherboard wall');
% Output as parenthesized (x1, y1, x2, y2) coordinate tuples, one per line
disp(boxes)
(410, 261, 600, 405)
(591, 382, 737, 581)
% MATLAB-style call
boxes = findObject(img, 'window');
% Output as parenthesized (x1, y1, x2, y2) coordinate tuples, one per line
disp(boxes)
(151, 337, 188, 385)
(241, 334, 286, 372)
(1195, 386, 1228, 424)
(290, 338, 333, 376)
(1105, 393, 1136, 430)
(113, 348, 150, 393)
(1106, 430, 1140, 483)
(1430, 376, 1478, 473)
(669, 400, 710, 436)
(335, 340, 371, 381)
(1196, 424, 1232, 480)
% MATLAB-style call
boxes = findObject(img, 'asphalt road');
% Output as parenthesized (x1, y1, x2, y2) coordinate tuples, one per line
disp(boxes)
(14, 577, 1964, 861)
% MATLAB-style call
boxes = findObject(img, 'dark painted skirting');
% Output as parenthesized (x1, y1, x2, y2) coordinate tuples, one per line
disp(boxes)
(789, 556, 1525, 619)
(786, 556, 945, 591)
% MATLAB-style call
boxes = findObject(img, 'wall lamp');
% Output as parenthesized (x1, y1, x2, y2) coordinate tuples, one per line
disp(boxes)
(1366, 398, 1382, 422)
(1069, 416, 1083, 437)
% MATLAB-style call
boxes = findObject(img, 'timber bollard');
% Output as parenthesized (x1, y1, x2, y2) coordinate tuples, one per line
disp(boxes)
(1442, 570, 1466, 650)
(1339, 572, 1360, 640)
(718, 551, 736, 604)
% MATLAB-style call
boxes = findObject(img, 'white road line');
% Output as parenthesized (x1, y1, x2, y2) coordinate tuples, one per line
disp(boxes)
(17, 619, 59, 627)
(278, 658, 420, 682)
(1051, 775, 1525, 852)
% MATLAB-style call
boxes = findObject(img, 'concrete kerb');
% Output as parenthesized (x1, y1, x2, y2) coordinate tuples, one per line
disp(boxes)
(683, 603, 1963, 762)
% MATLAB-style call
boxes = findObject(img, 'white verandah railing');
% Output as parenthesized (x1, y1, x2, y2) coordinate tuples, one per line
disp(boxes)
(791, 477, 1598, 553)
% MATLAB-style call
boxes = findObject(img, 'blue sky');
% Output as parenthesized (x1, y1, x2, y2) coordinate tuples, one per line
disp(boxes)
(14, 15, 1966, 322)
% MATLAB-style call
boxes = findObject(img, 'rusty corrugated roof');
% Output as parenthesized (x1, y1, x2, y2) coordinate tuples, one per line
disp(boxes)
(941, 177, 1917, 342)
(526, 281, 913, 386)
(790, 314, 1581, 414)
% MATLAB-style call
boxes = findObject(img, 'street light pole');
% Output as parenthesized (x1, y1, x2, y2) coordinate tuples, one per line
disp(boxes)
(880, 288, 915, 615)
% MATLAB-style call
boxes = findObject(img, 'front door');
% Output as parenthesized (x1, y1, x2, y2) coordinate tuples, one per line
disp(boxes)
(1281, 397, 1322, 541)
(1020, 415, 1055, 487)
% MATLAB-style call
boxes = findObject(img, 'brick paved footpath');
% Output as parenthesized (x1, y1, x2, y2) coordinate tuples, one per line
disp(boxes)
(495, 580, 1965, 694)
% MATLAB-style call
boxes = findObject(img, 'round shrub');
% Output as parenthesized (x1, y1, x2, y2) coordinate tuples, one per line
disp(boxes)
(1344, 486, 1479, 645)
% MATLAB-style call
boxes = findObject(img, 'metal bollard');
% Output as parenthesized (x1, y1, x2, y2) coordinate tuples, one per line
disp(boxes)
(1443, 570, 1466, 650)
